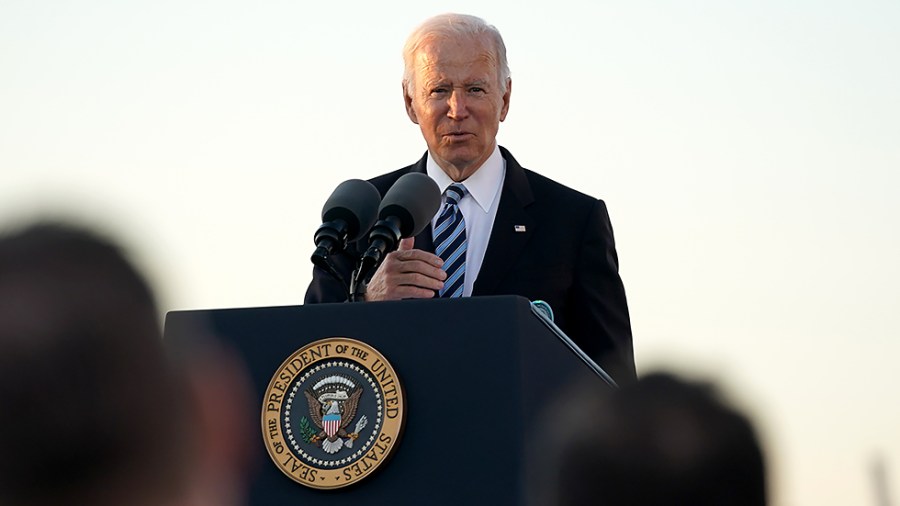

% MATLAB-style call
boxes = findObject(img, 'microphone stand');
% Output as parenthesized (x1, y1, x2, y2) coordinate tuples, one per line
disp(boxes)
(348, 216, 402, 302)
(348, 266, 367, 302)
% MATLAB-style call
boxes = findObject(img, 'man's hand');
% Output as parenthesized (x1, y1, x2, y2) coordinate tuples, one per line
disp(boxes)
(365, 238, 446, 301)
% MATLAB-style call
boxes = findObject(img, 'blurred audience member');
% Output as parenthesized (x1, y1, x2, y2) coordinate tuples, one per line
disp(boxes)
(0, 222, 253, 506)
(531, 372, 767, 506)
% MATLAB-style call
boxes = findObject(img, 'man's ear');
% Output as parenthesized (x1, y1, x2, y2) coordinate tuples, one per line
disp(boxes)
(403, 82, 419, 124)
(499, 78, 512, 122)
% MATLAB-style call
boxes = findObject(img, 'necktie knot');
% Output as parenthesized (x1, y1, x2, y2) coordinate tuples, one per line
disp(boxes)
(444, 183, 467, 207)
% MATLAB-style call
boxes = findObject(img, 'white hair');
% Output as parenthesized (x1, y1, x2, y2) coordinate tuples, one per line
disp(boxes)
(402, 13, 511, 96)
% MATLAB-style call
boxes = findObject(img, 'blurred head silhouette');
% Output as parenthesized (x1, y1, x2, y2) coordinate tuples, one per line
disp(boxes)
(534, 372, 767, 506)
(0, 222, 253, 506)
(0, 222, 188, 505)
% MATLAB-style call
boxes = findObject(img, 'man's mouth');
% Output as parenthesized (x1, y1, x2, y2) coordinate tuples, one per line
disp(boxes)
(444, 131, 473, 139)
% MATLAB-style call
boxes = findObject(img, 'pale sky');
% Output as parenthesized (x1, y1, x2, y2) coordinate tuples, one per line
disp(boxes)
(1, 1, 898, 504)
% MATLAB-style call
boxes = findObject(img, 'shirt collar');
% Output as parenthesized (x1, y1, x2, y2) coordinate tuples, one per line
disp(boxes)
(425, 145, 505, 213)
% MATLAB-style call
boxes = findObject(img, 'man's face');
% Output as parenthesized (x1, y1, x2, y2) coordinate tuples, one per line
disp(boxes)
(404, 35, 511, 181)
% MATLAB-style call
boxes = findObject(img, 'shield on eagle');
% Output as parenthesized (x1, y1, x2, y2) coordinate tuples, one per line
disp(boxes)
(322, 409, 341, 438)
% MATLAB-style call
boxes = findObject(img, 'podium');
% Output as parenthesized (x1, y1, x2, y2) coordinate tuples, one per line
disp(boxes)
(164, 295, 613, 505)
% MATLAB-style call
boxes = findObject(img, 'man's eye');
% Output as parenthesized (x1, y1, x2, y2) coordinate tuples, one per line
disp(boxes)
(469, 87, 485, 94)
(431, 88, 448, 95)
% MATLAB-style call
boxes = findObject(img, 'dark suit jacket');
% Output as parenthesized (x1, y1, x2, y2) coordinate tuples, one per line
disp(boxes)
(305, 147, 636, 383)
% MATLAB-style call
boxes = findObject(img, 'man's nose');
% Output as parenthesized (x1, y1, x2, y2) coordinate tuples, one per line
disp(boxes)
(447, 89, 468, 120)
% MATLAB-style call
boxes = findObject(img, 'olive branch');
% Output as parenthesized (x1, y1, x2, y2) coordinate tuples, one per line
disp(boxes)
(299, 416, 318, 443)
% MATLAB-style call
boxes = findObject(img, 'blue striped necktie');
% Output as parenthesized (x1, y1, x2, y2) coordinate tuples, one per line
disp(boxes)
(434, 183, 468, 298)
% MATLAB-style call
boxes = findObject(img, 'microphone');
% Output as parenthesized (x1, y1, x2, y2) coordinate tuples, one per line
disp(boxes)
(355, 173, 440, 285)
(311, 179, 381, 271)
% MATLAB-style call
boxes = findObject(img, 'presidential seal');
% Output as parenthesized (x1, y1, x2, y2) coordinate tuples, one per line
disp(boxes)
(261, 337, 404, 489)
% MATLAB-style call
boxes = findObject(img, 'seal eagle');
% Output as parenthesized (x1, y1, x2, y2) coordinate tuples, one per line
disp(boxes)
(304, 375, 366, 454)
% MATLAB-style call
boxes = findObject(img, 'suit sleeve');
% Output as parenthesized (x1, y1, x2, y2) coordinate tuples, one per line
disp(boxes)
(304, 245, 358, 304)
(570, 199, 636, 383)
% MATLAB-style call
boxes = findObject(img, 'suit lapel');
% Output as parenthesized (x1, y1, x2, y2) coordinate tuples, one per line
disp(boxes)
(473, 147, 535, 295)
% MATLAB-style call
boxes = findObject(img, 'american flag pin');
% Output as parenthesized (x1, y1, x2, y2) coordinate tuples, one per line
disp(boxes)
(514, 225, 527, 232)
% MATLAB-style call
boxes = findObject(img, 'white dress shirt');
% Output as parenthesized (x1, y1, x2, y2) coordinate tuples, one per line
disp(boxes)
(426, 145, 506, 297)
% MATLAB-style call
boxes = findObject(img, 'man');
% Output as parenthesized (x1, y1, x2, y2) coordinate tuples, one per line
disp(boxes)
(306, 13, 635, 383)
(0, 223, 190, 505)
(0, 222, 254, 506)
(528, 373, 768, 506)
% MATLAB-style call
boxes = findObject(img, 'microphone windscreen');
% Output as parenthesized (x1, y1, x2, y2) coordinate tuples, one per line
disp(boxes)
(378, 173, 441, 238)
(321, 179, 381, 242)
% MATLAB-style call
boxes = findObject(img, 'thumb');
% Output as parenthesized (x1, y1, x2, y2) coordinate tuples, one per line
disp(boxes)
(397, 237, 415, 251)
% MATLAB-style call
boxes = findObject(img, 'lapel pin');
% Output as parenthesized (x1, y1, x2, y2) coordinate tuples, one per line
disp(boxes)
(514, 225, 527, 233)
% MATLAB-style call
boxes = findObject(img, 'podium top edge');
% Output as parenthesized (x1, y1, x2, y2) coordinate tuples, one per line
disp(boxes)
(164, 294, 532, 318)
